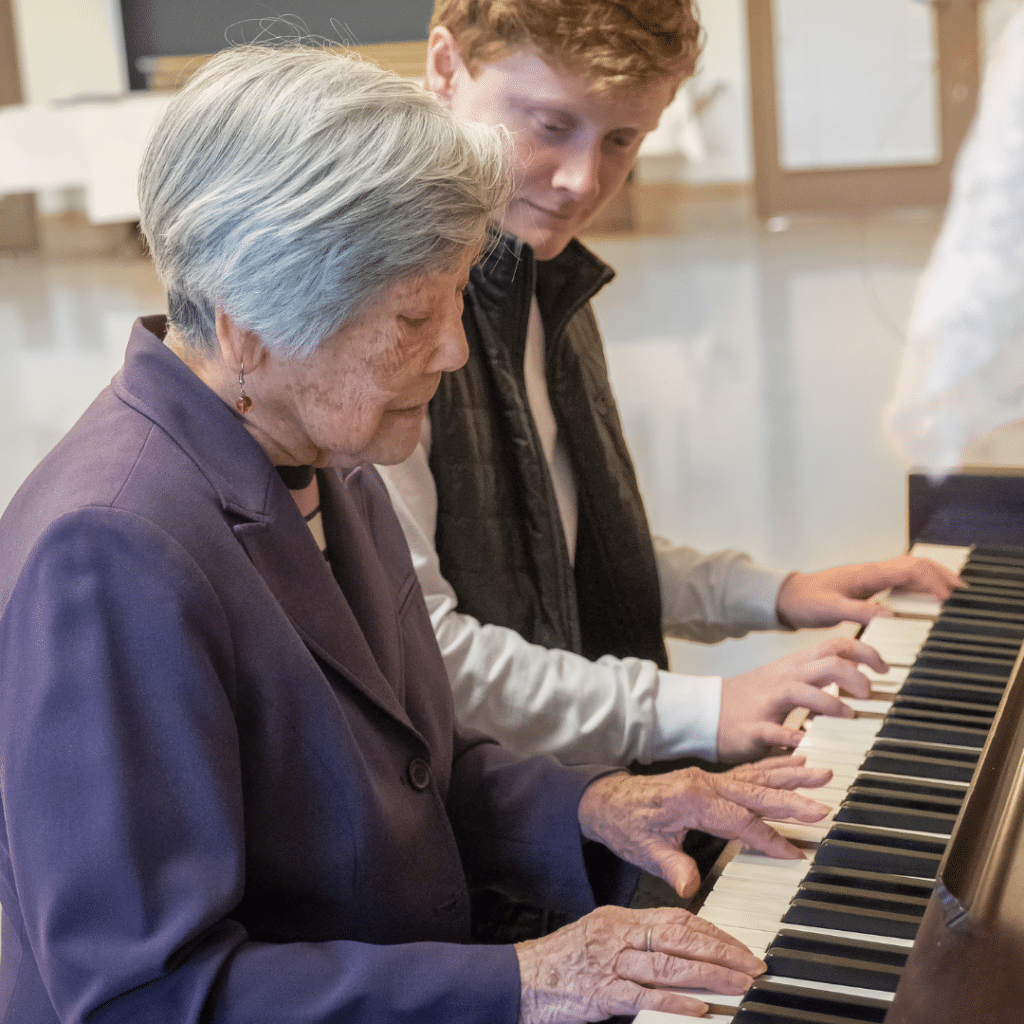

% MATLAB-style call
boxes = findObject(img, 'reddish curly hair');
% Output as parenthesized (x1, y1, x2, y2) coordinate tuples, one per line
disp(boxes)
(430, 0, 703, 90)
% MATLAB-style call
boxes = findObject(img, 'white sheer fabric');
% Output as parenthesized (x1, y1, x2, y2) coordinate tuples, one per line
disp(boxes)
(885, 8, 1024, 470)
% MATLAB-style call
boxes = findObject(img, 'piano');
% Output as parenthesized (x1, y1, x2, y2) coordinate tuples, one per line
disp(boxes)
(634, 472, 1024, 1024)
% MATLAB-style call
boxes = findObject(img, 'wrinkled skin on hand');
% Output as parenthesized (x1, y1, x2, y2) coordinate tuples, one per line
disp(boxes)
(516, 904, 766, 1024)
(775, 554, 962, 630)
(578, 755, 831, 900)
(718, 635, 884, 762)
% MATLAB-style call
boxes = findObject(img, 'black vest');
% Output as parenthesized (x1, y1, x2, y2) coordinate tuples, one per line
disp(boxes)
(429, 235, 668, 670)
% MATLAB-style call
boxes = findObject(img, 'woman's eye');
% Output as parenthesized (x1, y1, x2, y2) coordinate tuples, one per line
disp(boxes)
(400, 315, 430, 328)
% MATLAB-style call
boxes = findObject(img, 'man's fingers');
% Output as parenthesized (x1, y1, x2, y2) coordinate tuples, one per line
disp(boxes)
(789, 683, 858, 719)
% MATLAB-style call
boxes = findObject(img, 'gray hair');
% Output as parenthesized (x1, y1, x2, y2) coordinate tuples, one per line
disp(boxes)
(138, 44, 511, 358)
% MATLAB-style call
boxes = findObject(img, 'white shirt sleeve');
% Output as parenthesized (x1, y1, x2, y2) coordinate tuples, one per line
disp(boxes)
(654, 536, 789, 644)
(378, 424, 726, 765)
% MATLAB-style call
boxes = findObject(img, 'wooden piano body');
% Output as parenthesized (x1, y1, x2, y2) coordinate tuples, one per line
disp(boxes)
(637, 470, 1024, 1023)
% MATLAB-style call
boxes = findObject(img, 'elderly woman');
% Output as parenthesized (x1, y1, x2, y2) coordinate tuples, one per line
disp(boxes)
(0, 45, 831, 1024)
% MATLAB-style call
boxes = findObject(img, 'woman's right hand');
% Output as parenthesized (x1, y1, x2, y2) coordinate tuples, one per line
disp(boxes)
(515, 905, 766, 1023)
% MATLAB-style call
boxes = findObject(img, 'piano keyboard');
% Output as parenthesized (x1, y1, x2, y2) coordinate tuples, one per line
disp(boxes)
(635, 541, 1024, 1024)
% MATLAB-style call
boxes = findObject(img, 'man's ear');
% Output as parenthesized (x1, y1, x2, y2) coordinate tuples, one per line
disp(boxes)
(214, 308, 266, 376)
(426, 26, 467, 105)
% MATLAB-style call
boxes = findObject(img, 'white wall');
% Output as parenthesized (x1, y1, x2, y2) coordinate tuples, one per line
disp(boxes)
(12, 0, 126, 103)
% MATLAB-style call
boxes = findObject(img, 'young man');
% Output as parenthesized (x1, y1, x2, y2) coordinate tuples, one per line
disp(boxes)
(378, 0, 960, 771)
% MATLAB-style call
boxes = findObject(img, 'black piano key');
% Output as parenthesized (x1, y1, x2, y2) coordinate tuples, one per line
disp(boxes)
(906, 664, 1012, 687)
(928, 613, 1024, 641)
(860, 739, 980, 783)
(889, 693, 997, 718)
(911, 649, 1017, 673)
(841, 777, 967, 804)
(899, 676, 1007, 706)
(783, 896, 925, 940)
(941, 591, 1024, 622)
(782, 866, 932, 938)
(799, 866, 935, 897)
(815, 822, 946, 877)
(927, 624, 1024, 650)
(764, 930, 907, 992)
(732, 978, 890, 1024)
(876, 716, 991, 748)
(833, 800, 957, 834)
(842, 782, 964, 816)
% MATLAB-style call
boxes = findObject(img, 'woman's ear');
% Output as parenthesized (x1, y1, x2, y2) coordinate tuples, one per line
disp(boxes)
(425, 26, 467, 106)
(214, 308, 265, 376)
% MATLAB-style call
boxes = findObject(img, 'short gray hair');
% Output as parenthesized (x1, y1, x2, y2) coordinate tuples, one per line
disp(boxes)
(138, 44, 511, 358)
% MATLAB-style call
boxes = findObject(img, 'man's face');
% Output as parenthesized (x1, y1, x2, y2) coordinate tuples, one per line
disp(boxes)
(429, 38, 682, 261)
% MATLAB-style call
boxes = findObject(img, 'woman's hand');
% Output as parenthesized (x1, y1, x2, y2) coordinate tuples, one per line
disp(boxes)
(717, 636, 884, 762)
(775, 555, 962, 629)
(578, 756, 831, 899)
(516, 905, 765, 1023)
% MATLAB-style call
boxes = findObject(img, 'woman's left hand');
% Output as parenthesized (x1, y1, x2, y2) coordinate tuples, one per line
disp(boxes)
(578, 755, 832, 899)
(516, 904, 765, 1023)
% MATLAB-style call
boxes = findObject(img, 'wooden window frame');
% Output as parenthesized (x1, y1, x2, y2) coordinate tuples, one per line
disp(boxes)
(746, 0, 982, 219)
(0, 0, 39, 251)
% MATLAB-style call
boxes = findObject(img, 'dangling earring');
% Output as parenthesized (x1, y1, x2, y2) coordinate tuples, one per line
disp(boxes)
(236, 366, 252, 414)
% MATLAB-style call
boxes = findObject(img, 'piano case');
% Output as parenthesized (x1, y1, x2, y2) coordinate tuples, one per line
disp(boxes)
(909, 467, 1024, 548)
(886, 546, 1024, 1023)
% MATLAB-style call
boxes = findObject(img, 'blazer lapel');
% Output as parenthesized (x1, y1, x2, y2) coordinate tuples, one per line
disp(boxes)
(116, 318, 415, 730)
(233, 491, 413, 730)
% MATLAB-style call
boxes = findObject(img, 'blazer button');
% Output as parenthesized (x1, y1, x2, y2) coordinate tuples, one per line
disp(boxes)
(407, 758, 432, 791)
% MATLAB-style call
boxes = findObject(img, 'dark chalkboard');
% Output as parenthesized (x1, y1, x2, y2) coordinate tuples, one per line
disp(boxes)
(120, 0, 433, 88)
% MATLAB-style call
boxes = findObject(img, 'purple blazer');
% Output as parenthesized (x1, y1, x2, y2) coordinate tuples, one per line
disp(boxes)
(0, 318, 635, 1023)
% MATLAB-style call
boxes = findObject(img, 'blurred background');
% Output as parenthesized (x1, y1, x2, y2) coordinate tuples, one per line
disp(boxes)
(2, 0, 1022, 677)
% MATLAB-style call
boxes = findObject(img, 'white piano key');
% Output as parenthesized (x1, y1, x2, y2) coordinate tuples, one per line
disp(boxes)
(908, 543, 971, 574)
(860, 617, 933, 666)
(702, 874, 805, 899)
(766, 819, 832, 844)
(635, 1014, 736, 1024)
(721, 854, 812, 883)
(752, 973, 897, 1004)
(805, 715, 884, 736)
(702, 901, 916, 953)
(862, 665, 910, 684)
(880, 590, 943, 618)
(703, 892, 792, 916)
(843, 697, 893, 716)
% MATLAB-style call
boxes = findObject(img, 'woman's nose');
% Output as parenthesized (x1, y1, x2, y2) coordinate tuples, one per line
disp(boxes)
(432, 315, 469, 373)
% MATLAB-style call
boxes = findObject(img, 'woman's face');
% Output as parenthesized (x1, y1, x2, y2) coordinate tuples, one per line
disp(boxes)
(253, 253, 474, 469)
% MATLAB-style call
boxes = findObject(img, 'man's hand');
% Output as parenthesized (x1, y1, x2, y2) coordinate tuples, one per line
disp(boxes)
(516, 905, 765, 1023)
(717, 636, 884, 762)
(776, 555, 963, 629)
(577, 755, 831, 900)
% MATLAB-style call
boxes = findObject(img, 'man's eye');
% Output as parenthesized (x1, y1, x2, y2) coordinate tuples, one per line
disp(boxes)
(535, 115, 571, 136)
(400, 315, 430, 328)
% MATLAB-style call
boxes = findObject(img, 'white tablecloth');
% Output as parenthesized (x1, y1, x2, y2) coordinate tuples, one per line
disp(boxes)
(0, 94, 170, 224)
(0, 85, 704, 226)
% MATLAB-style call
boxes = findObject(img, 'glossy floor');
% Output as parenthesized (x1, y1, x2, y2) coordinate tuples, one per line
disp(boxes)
(0, 188, 949, 677)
